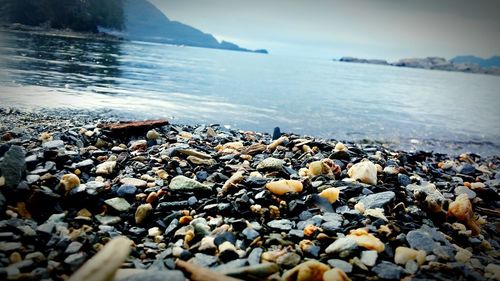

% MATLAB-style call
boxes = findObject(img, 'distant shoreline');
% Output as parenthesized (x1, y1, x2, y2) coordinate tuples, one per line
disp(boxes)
(335, 56, 500, 76)
(0, 23, 124, 42)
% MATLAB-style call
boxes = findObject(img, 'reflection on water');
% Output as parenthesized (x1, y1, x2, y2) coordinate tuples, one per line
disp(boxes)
(0, 29, 499, 155)
(0, 31, 122, 90)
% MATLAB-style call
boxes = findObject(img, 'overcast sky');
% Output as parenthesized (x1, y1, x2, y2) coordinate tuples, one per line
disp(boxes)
(149, 0, 500, 60)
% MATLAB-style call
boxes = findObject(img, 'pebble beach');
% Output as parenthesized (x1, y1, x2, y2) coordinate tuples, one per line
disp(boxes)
(0, 107, 499, 281)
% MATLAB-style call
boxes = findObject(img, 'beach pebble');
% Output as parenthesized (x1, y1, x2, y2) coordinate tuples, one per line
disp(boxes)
(282, 260, 330, 281)
(323, 268, 351, 281)
(257, 157, 285, 171)
(372, 261, 404, 280)
(60, 174, 80, 192)
(347, 160, 377, 185)
(105, 197, 131, 212)
(135, 203, 152, 224)
(266, 180, 303, 195)
(394, 246, 426, 265)
(360, 250, 378, 266)
(169, 175, 211, 192)
(120, 178, 147, 188)
(319, 187, 340, 203)
(96, 161, 116, 176)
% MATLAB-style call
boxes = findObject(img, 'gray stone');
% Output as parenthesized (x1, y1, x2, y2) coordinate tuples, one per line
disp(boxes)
(74, 159, 94, 169)
(0, 145, 25, 188)
(325, 237, 357, 254)
(398, 174, 411, 187)
(407, 229, 436, 252)
(219, 263, 279, 280)
(37, 222, 55, 235)
(95, 215, 121, 225)
(169, 175, 211, 192)
(267, 219, 294, 231)
(0, 242, 22, 251)
(454, 186, 476, 199)
(433, 245, 455, 261)
(242, 228, 260, 240)
(288, 229, 304, 239)
(119, 270, 185, 281)
(117, 185, 137, 197)
(64, 252, 86, 268)
(256, 157, 285, 171)
(42, 140, 64, 149)
(105, 197, 131, 212)
(321, 221, 342, 233)
(248, 248, 263, 265)
(65, 241, 83, 254)
(372, 261, 404, 280)
(327, 259, 353, 273)
(276, 252, 301, 268)
(26, 175, 40, 184)
(359, 191, 395, 209)
(360, 250, 378, 266)
(192, 253, 218, 267)
(215, 259, 248, 271)
(322, 213, 342, 222)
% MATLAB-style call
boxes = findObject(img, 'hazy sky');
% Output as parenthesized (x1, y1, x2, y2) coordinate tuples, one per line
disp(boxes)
(149, 0, 500, 60)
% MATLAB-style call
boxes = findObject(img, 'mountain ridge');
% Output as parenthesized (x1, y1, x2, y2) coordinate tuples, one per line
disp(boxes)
(121, 0, 267, 54)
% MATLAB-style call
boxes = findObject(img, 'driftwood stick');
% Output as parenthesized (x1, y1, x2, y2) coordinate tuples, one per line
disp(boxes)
(175, 259, 243, 281)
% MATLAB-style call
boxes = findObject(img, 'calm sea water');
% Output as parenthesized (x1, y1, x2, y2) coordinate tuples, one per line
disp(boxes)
(1, 30, 499, 155)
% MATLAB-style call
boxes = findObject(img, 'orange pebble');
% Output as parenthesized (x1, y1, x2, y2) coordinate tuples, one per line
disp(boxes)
(146, 192, 158, 203)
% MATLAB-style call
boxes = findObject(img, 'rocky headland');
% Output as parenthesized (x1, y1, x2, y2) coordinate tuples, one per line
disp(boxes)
(0, 108, 499, 281)
(338, 56, 500, 76)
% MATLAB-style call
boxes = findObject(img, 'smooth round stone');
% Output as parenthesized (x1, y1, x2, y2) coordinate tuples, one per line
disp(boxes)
(195, 171, 209, 181)
(406, 230, 435, 252)
(358, 191, 395, 209)
(267, 219, 294, 231)
(117, 185, 137, 197)
(372, 261, 404, 280)
(327, 259, 353, 273)
(458, 164, 475, 175)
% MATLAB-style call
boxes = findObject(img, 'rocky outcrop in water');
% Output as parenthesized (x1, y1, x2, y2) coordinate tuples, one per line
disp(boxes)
(337, 56, 500, 75)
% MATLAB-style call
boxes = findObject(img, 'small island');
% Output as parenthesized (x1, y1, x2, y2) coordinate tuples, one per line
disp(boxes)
(337, 56, 500, 76)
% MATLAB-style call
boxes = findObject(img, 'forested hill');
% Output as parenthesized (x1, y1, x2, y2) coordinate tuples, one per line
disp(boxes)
(0, 0, 124, 32)
(0, 0, 267, 53)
